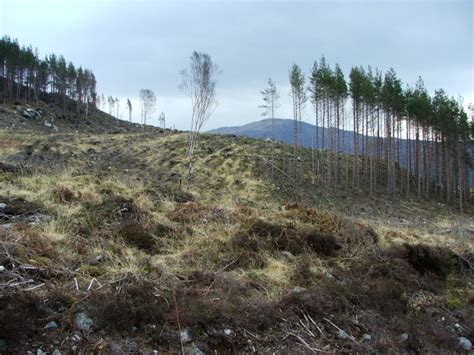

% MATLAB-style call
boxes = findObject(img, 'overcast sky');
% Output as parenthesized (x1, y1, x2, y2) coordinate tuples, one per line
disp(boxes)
(1, 0, 472, 129)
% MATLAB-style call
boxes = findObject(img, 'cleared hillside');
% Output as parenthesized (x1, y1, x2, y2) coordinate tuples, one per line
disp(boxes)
(209, 118, 474, 189)
(0, 128, 472, 353)
(0, 82, 159, 134)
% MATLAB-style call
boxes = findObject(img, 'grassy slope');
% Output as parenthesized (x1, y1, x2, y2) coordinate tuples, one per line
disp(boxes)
(0, 129, 473, 353)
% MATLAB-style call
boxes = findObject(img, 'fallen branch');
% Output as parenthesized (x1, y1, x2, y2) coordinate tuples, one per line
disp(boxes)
(87, 277, 102, 291)
(4, 279, 34, 288)
(214, 257, 240, 274)
(299, 318, 317, 338)
(23, 282, 45, 291)
(2, 243, 16, 268)
(323, 317, 358, 343)
(73, 277, 80, 291)
(288, 332, 326, 353)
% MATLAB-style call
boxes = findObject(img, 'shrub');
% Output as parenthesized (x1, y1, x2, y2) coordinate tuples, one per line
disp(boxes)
(231, 232, 261, 252)
(0, 195, 42, 216)
(118, 222, 156, 252)
(403, 243, 454, 279)
(304, 230, 341, 257)
(51, 185, 75, 203)
(0, 293, 47, 344)
(89, 282, 166, 332)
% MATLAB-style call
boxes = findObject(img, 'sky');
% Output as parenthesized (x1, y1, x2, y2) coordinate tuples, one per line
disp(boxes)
(1, 0, 473, 130)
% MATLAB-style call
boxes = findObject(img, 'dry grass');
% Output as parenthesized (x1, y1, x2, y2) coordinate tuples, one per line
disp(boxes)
(0, 129, 472, 353)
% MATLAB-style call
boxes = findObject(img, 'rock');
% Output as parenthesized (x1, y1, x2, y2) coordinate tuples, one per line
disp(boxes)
(74, 312, 93, 331)
(100, 342, 122, 354)
(399, 333, 409, 343)
(44, 121, 52, 128)
(52, 350, 62, 355)
(337, 330, 349, 339)
(408, 290, 437, 312)
(280, 251, 295, 259)
(22, 109, 34, 119)
(126, 342, 139, 353)
(224, 329, 233, 336)
(362, 334, 372, 342)
(20, 107, 41, 120)
(0, 223, 12, 230)
(0, 203, 6, 209)
(20, 108, 42, 119)
(458, 337, 472, 351)
(292, 286, 306, 294)
(180, 328, 193, 343)
(184, 344, 205, 355)
(37, 349, 47, 355)
(0, 266, 4, 273)
(44, 320, 58, 330)
(324, 272, 335, 279)
(53, 125, 59, 132)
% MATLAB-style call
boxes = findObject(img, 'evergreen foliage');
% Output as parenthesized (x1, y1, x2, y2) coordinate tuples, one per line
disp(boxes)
(0, 36, 97, 109)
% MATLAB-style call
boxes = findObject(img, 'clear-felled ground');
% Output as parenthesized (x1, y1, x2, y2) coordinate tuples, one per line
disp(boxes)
(0, 130, 473, 354)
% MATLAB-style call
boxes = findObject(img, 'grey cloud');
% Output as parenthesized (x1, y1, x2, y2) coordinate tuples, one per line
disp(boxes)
(1, 0, 472, 129)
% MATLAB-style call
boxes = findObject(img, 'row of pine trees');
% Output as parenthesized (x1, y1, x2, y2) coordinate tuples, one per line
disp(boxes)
(275, 57, 472, 210)
(0, 37, 146, 124)
(0, 36, 97, 111)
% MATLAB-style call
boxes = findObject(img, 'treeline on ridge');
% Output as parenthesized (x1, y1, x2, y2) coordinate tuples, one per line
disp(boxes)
(0, 36, 97, 112)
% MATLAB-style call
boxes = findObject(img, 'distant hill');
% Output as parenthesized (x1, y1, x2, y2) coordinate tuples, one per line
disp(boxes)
(209, 118, 474, 187)
(209, 118, 367, 153)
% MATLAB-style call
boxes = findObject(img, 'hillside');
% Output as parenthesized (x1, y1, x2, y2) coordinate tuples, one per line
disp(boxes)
(0, 78, 158, 134)
(209, 118, 474, 187)
(0, 127, 473, 353)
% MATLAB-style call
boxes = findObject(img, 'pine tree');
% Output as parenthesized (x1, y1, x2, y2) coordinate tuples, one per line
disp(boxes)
(289, 64, 306, 179)
(333, 64, 348, 188)
(0, 36, 97, 115)
(349, 66, 364, 190)
(308, 60, 322, 176)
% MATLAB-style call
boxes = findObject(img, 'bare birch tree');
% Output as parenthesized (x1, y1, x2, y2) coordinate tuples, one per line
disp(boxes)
(159, 112, 166, 128)
(107, 96, 114, 115)
(180, 51, 220, 181)
(127, 99, 132, 122)
(139, 89, 156, 126)
(259, 78, 280, 179)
